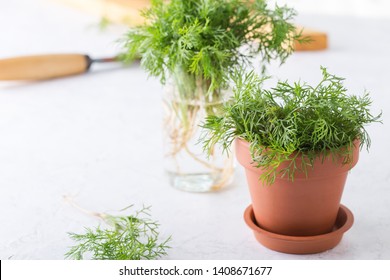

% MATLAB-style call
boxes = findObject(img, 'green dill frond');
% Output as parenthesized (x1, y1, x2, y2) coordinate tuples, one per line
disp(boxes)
(122, 0, 300, 92)
(65, 205, 171, 260)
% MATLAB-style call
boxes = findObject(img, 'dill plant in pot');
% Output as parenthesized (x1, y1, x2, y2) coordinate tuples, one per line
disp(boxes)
(202, 67, 381, 253)
(123, 0, 301, 192)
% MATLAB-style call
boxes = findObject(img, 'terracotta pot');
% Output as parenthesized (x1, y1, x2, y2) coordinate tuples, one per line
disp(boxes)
(236, 138, 359, 236)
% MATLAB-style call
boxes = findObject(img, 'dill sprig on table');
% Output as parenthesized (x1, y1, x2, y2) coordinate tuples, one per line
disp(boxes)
(65, 206, 171, 260)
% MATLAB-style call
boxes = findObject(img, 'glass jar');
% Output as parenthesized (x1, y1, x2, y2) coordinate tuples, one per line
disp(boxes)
(162, 69, 234, 192)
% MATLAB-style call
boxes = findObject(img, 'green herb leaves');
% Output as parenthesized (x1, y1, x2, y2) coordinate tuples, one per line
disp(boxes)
(202, 67, 382, 184)
(65, 206, 171, 260)
(123, 0, 300, 92)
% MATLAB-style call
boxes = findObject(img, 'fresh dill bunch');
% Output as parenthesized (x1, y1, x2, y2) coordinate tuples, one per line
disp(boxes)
(201, 67, 382, 184)
(65, 206, 171, 260)
(123, 0, 301, 92)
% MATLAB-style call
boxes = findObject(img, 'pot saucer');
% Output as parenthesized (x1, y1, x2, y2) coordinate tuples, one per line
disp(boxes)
(244, 204, 354, 254)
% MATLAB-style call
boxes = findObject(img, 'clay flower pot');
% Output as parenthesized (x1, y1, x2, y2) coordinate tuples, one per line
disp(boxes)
(236, 138, 359, 237)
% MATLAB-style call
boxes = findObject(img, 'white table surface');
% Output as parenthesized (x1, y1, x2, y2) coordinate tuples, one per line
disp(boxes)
(1, 0, 389, 260)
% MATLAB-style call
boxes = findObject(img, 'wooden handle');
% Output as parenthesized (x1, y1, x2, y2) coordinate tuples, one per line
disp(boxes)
(0, 54, 90, 80)
(294, 27, 328, 51)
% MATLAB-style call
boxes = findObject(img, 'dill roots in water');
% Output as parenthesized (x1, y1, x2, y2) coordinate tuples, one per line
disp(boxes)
(202, 67, 382, 184)
(65, 206, 171, 260)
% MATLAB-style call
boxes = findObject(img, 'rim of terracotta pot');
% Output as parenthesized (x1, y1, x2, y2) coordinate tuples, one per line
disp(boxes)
(244, 204, 354, 254)
(235, 137, 360, 179)
(236, 137, 360, 151)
